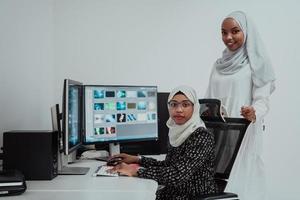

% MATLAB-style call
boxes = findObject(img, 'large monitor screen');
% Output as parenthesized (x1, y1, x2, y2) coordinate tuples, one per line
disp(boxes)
(62, 79, 83, 155)
(83, 85, 158, 144)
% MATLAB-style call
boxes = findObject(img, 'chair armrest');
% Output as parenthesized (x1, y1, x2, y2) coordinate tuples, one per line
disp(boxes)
(195, 192, 238, 200)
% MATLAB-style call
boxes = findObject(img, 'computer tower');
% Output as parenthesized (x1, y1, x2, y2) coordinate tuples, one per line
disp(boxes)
(2, 130, 58, 180)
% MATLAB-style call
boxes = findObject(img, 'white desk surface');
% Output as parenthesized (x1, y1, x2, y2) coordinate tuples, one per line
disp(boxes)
(5, 159, 158, 200)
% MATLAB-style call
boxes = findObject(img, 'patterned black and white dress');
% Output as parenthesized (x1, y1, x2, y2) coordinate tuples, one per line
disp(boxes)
(137, 127, 218, 200)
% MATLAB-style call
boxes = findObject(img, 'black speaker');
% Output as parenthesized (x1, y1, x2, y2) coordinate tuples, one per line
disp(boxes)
(2, 130, 58, 180)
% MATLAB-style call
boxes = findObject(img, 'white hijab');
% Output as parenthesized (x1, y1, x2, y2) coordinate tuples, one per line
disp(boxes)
(167, 85, 206, 147)
(215, 11, 276, 93)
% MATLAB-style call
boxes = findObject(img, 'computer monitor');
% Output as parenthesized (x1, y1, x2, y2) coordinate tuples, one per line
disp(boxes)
(83, 85, 158, 155)
(62, 79, 83, 155)
(117, 92, 170, 155)
(58, 79, 89, 174)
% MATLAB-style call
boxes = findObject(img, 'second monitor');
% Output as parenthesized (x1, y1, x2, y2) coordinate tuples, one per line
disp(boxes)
(83, 85, 158, 155)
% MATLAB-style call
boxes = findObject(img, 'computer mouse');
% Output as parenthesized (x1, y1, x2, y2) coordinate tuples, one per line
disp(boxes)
(106, 157, 123, 166)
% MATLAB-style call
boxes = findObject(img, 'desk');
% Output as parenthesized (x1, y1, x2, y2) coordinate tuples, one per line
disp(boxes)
(4, 160, 158, 200)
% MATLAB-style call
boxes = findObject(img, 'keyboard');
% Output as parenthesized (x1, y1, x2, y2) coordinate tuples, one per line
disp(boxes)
(93, 165, 119, 177)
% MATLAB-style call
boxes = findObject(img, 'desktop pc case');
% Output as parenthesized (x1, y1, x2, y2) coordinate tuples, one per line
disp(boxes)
(2, 130, 58, 180)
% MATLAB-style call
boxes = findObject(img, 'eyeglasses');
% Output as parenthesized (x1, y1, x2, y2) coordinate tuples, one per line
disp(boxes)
(168, 100, 194, 109)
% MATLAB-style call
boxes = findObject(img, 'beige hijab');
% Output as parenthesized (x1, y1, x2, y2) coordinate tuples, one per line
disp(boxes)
(167, 85, 206, 147)
(215, 11, 276, 93)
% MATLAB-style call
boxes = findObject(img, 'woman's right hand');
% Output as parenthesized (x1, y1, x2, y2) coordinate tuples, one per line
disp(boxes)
(240, 105, 256, 122)
(111, 153, 139, 164)
(110, 162, 138, 177)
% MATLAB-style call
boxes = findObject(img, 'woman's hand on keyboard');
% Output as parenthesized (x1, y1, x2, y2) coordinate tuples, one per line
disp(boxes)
(111, 153, 139, 164)
(111, 162, 138, 177)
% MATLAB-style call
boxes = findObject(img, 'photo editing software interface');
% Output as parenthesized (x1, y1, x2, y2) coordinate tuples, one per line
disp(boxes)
(84, 85, 158, 144)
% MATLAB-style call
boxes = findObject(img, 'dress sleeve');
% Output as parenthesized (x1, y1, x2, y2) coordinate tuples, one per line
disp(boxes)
(252, 82, 272, 121)
(137, 129, 214, 186)
(139, 156, 167, 167)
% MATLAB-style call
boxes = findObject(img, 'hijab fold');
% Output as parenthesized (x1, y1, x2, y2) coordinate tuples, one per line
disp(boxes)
(215, 11, 276, 93)
(167, 85, 206, 147)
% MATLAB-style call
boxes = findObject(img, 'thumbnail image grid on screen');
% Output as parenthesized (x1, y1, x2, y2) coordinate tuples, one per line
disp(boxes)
(84, 85, 158, 144)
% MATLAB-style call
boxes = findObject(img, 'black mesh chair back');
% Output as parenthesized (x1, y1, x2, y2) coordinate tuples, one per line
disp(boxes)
(206, 118, 249, 185)
(197, 99, 250, 199)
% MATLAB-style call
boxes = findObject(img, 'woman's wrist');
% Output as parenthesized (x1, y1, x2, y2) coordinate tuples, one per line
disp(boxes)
(252, 114, 256, 123)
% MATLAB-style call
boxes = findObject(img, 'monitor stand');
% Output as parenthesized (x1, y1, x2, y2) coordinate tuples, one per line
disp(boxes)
(109, 143, 120, 156)
(57, 151, 90, 175)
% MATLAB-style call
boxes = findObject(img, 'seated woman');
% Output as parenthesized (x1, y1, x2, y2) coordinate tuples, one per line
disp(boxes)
(111, 85, 218, 200)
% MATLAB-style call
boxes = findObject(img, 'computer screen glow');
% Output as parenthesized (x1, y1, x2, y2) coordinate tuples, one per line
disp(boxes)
(62, 79, 82, 155)
(68, 85, 81, 148)
(84, 85, 158, 144)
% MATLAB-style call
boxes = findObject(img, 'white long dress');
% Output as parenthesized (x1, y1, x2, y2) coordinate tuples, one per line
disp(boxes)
(206, 63, 272, 200)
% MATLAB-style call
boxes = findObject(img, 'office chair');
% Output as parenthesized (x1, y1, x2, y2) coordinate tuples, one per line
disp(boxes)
(195, 99, 250, 200)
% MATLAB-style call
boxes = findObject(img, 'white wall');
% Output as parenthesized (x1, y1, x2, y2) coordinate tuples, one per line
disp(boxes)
(0, 0, 54, 131)
(1, 0, 299, 199)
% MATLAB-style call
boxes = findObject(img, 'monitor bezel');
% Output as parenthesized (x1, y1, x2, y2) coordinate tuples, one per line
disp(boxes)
(82, 84, 159, 145)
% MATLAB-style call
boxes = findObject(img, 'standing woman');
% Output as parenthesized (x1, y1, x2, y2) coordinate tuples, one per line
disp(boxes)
(206, 11, 276, 200)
